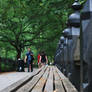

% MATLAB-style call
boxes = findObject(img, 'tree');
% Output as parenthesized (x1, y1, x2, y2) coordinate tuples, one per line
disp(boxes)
(0, 0, 74, 60)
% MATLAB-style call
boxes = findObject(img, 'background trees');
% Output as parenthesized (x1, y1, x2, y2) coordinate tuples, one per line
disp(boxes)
(0, 0, 74, 61)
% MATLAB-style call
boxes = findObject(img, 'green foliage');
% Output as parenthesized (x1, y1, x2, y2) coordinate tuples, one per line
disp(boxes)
(79, 0, 87, 5)
(0, 62, 15, 72)
(0, 0, 79, 62)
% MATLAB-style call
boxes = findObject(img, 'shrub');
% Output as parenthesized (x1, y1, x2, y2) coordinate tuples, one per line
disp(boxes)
(0, 58, 16, 72)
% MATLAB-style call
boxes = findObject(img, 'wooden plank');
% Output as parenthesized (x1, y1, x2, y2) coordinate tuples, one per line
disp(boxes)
(53, 66, 65, 92)
(16, 66, 47, 92)
(55, 66, 78, 92)
(31, 67, 50, 92)
(1, 66, 45, 92)
(55, 66, 66, 80)
(62, 79, 78, 92)
(44, 66, 53, 92)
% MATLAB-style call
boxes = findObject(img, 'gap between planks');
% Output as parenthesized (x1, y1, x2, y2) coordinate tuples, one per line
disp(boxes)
(53, 66, 65, 92)
(31, 67, 50, 92)
(44, 66, 54, 92)
(16, 66, 47, 92)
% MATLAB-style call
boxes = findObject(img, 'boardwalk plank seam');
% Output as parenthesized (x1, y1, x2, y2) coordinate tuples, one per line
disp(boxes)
(55, 66, 78, 92)
(1, 66, 45, 92)
(16, 66, 47, 92)
(1, 66, 78, 92)
(44, 66, 53, 92)
(53, 66, 65, 92)
(31, 67, 50, 92)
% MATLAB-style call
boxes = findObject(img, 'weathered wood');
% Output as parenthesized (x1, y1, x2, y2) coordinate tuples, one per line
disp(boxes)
(31, 67, 50, 92)
(44, 66, 53, 92)
(62, 79, 78, 92)
(1, 66, 79, 92)
(16, 66, 47, 92)
(55, 66, 78, 92)
(1, 66, 45, 92)
(55, 66, 66, 80)
(53, 66, 65, 92)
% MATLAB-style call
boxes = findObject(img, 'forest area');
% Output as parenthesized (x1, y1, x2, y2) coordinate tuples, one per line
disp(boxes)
(0, 0, 85, 71)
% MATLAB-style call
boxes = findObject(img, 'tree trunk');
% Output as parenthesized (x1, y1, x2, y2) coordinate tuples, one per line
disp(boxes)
(16, 50, 21, 59)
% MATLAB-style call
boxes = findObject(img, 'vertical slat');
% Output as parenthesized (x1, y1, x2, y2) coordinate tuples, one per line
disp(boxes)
(55, 66, 66, 80)
(53, 66, 65, 92)
(31, 67, 49, 92)
(1, 66, 45, 92)
(44, 66, 53, 92)
(16, 66, 47, 92)
(62, 79, 78, 92)
(55, 66, 78, 92)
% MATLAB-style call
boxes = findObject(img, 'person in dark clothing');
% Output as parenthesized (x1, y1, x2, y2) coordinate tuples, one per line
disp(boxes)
(25, 48, 34, 72)
(39, 51, 48, 66)
(17, 58, 24, 72)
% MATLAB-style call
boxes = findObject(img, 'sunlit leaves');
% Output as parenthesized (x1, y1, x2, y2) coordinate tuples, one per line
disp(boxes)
(0, 0, 74, 59)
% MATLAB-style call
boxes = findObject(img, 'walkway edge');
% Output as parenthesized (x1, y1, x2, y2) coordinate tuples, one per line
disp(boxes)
(1, 66, 45, 92)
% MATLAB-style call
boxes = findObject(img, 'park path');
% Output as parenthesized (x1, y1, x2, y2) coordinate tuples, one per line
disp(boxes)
(0, 68, 37, 91)
(0, 66, 78, 92)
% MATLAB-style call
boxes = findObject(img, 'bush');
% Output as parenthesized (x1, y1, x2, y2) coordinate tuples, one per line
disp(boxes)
(1, 63, 6, 72)
(0, 58, 16, 72)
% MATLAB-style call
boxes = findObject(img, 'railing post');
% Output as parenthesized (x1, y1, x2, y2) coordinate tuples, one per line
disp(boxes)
(68, 0, 83, 91)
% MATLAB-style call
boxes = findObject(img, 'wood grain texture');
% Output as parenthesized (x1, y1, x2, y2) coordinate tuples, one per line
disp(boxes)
(32, 67, 50, 92)
(44, 66, 53, 92)
(53, 66, 65, 92)
(16, 66, 47, 92)
(55, 66, 78, 92)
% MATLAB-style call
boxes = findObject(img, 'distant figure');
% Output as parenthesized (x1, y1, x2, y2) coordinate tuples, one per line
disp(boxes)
(37, 52, 41, 68)
(17, 58, 24, 72)
(25, 48, 34, 72)
(39, 51, 48, 67)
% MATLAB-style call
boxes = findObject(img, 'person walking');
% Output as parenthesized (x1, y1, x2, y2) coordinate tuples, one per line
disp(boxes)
(37, 52, 41, 68)
(39, 51, 48, 67)
(24, 48, 34, 72)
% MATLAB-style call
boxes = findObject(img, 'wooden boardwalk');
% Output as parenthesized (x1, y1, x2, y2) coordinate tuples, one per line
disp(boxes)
(1, 66, 78, 92)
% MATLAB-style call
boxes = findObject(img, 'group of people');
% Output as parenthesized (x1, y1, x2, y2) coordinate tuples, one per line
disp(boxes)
(37, 51, 48, 68)
(23, 48, 48, 72)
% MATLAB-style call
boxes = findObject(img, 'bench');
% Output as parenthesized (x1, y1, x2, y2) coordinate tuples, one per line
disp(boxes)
(1, 66, 78, 92)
